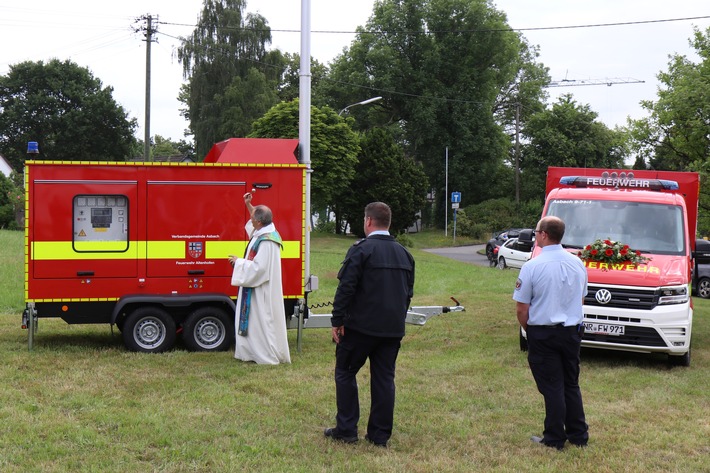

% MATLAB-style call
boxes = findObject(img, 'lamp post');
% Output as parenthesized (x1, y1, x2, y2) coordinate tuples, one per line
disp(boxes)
(338, 96, 382, 116)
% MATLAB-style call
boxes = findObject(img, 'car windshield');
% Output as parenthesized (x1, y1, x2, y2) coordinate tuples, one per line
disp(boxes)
(547, 199, 686, 255)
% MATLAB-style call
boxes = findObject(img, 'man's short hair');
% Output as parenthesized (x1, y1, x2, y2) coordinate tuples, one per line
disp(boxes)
(253, 205, 273, 225)
(365, 202, 391, 229)
(540, 216, 565, 243)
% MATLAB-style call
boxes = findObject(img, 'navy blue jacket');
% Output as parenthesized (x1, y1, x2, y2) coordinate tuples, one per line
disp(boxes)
(331, 234, 415, 338)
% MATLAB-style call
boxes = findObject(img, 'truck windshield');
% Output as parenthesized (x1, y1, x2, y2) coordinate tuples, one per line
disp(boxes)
(547, 199, 686, 256)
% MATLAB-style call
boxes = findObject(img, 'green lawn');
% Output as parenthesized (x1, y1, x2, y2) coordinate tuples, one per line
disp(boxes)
(0, 229, 708, 472)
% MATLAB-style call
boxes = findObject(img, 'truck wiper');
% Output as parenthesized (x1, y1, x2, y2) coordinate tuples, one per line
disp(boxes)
(562, 244, 584, 250)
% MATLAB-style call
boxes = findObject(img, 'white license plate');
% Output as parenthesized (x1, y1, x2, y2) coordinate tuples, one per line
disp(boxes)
(584, 322, 625, 336)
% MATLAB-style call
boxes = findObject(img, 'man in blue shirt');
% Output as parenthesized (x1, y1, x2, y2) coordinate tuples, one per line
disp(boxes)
(513, 216, 589, 450)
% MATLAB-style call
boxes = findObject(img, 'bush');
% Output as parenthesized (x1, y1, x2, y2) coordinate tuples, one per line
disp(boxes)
(396, 233, 414, 248)
(314, 219, 336, 234)
(463, 198, 543, 235)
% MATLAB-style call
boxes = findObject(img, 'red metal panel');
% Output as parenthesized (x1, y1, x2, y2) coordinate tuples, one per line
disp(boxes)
(203, 138, 299, 164)
(26, 159, 306, 303)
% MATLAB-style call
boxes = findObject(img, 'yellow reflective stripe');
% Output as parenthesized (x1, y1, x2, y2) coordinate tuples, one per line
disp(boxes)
(205, 241, 247, 259)
(147, 241, 185, 259)
(282, 241, 300, 259)
(32, 241, 142, 260)
(206, 240, 301, 259)
(31, 240, 301, 260)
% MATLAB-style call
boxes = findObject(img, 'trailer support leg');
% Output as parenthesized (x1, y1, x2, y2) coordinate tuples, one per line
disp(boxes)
(26, 303, 37, 351)
(296, 299, 305, 354)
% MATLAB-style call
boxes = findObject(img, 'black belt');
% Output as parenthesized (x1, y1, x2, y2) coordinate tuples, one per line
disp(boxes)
(529, 324, 576, 329)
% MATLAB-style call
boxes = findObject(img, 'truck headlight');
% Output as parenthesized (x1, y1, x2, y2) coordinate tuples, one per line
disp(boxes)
(658, 286, 689, 305)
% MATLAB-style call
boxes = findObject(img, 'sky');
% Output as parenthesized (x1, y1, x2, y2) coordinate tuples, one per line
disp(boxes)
(1, 0, 709, 152)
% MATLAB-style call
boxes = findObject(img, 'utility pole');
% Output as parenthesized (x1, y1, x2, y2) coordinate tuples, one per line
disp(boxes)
(514, 102, 520, 204)
(136, 15, 158, 161)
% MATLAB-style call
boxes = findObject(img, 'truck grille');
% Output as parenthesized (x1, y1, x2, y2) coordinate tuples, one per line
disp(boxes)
(585, 285, 657, 310)
(583, 326, 666, 347)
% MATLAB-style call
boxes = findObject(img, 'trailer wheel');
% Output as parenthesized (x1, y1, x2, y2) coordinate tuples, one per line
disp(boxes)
(182, 307, 234, 352)
(123, 307, 176, 353)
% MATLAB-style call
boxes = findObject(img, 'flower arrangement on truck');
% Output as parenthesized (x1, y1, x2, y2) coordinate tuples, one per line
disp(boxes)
(519, 167, 699, 366)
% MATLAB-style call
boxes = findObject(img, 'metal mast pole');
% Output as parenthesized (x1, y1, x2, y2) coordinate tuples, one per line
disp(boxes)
(445, 147, 448, 236)
(298, 0, 312, 353)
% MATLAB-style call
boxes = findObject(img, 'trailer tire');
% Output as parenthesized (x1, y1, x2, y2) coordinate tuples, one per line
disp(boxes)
(182, 307, 234, 352)
(123, 307, 176, 353)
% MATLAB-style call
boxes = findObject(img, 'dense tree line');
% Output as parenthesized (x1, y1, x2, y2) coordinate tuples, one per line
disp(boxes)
(1, 1, 707, 235)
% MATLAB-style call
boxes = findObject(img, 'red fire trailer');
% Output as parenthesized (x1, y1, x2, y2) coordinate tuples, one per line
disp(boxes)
(23, 138, 305, 352)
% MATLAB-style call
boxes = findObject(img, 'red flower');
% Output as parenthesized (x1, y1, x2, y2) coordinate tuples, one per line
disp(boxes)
(585, 245, 592, 250)
(620, 248, 628, 256)
(591, 249, 598, 255)
(604, 240, 612, 245)
(605, 249, 614, 256)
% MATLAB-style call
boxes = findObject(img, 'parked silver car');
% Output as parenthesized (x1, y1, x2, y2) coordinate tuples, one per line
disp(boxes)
(496, 231, 534, 269)
(693, 239, 710, 298)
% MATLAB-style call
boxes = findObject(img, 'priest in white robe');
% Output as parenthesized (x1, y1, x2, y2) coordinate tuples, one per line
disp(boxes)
(229, 193, 291, 364)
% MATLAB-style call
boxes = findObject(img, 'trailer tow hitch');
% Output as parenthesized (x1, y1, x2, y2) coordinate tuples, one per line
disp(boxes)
(406, 297, 465, 325)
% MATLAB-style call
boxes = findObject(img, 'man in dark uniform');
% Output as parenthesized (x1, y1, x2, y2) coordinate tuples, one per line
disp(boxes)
(324, 202, 415, 448)
(513, 216, 589, 450)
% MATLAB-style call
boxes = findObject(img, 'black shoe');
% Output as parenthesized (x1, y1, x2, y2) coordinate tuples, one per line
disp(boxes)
(570, 442, 588, 448)
(531, 435, 564, 451)
(324, 427, 358, 444)
(365, 435, 387, 448)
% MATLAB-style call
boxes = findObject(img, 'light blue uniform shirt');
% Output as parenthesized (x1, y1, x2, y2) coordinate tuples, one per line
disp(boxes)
(513, 244, 588, 326)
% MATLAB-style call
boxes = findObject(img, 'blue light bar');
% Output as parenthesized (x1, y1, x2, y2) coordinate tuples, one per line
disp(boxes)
(559, 173, 679, 191)
(658, 179, 679, 190)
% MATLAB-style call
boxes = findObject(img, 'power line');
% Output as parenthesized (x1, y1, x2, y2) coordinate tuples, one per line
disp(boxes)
(548, 78, 646, 88)
(158, 14, 710, 36)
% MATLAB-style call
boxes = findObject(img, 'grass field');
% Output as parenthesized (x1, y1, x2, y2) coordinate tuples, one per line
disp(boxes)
(1, 229, 708, 472)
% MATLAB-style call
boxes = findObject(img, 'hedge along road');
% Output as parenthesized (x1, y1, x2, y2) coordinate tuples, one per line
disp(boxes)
(423, 244, 491, 267)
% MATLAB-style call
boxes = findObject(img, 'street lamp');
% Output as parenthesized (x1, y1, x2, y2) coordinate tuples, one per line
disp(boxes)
(338, 96, 382, 116)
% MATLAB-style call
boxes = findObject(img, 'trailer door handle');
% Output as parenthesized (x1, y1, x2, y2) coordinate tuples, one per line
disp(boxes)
(77, 271, 95, 276)
(188, 270, 205, 275)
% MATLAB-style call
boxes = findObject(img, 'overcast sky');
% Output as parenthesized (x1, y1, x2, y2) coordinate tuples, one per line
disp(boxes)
(1, 0, 709, 152)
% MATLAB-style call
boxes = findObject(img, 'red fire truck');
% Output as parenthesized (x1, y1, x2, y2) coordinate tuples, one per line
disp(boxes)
(521, 167, 699, 366)
(23, 138, 306, 353)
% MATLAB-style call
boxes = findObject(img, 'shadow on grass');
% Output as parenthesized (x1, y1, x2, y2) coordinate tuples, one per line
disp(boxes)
(580, 347, 680, 369)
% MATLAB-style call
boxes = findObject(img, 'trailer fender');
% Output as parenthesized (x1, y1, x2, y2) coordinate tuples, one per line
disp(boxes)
(111, 293, 236, 326)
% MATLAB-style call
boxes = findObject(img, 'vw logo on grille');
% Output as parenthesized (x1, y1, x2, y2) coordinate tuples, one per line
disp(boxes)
(595, 289, 612, 304)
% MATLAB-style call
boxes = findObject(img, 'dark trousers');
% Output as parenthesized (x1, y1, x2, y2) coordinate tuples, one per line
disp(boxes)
(334, 329, 402, 443)
(527, 325, 589, 447)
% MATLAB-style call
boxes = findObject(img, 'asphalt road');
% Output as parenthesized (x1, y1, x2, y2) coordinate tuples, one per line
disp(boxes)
(423, 244, 491, 267)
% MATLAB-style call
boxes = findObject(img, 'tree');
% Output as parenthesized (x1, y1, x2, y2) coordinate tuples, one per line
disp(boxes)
(626, 26, 710, 234)
(215, 68, 280, 139)
(628, 26, 710, 172)
(340, 127, 429, 236)
(278, 53, 330, 104)
(321, 0, 549, 225)
(0, 173, 22, 230)
(521, 94, 626, 201)
(178, 0, 284, 157)
(0, 59, 137, 169)
(248, 100, 360, 217)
